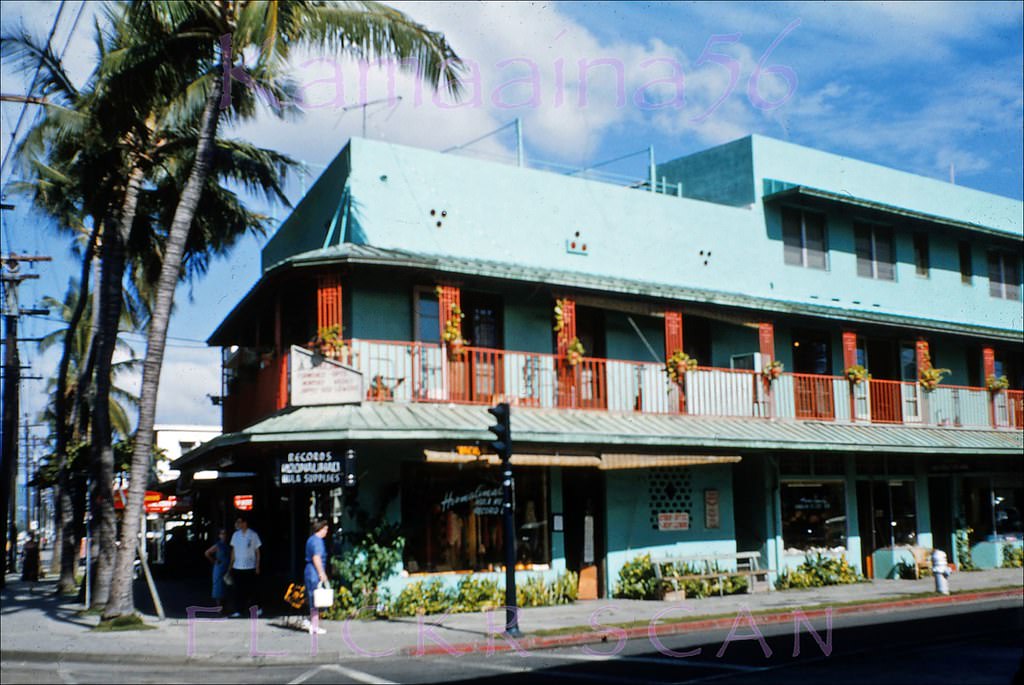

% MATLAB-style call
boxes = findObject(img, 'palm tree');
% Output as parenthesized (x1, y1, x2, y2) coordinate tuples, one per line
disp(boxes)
(105, 0, 465, 619)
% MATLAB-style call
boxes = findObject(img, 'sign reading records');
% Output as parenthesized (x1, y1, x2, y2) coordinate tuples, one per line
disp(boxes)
(279, 450, 343, 486)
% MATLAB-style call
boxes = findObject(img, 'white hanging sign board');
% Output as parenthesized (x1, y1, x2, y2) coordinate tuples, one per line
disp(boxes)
(290, 345, 363, 406)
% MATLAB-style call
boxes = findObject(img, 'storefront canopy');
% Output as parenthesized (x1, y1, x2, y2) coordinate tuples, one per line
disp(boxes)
(173, 403, 1024, 474)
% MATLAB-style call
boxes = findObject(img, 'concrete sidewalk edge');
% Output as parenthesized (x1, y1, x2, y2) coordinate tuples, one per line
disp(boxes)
(2, 588, 1020, 666)
(402, 588, 1024, 657)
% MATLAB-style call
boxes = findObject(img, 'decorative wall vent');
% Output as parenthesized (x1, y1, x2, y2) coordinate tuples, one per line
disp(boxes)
(648, 467, 693, 530)
(566, 231, 588, 255)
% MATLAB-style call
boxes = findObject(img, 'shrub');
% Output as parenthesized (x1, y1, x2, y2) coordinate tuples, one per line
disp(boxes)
(776, 553, 861, 590)
(318, 585, 359, 620)
(955, 529, 976, 571)
(390, 579, 453, 617)
(454, 577, 503, 613)
(333, 522, 405, 611)
(517, 574, 551, 607)
(613, 554, 661, 599)
(1002, 545, 1024, 568)
(548, 571, 579, 605)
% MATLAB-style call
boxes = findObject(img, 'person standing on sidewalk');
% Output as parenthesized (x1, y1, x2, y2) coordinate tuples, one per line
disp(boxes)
(228, 516, 262, 617)
(204, 528, 230, 612)
(302, 520, 330, 635)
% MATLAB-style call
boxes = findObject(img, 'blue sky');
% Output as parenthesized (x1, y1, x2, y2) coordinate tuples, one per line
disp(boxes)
(2, 1, 1022, 428)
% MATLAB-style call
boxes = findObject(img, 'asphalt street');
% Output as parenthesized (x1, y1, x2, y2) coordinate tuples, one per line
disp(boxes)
(2, 598, 1021, 684)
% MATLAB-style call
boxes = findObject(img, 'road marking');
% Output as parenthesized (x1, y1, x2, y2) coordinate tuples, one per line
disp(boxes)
(288, 663, 397, 685)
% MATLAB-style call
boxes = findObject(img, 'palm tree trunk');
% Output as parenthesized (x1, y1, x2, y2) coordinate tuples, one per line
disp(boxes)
(105, 76, 224, 618)
(53, 223, 101, 593)
(90, 166, 145, 609)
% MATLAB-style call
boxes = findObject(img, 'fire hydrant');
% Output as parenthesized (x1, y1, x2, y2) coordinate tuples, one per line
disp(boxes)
(931, 549, 950, 595)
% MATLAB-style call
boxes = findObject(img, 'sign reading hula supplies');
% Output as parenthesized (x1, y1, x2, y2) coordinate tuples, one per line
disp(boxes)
(290, 345, 363, 406)
(279, 450, 344, 486)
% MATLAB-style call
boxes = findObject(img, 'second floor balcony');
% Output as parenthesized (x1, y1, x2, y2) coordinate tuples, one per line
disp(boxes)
(222, 339, 1024, 434)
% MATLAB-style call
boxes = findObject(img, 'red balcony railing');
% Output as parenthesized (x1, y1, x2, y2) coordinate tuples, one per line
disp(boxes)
(220, 339, 1023, 433)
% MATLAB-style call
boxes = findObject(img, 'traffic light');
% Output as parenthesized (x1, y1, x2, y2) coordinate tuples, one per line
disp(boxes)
(487, 402, 511, 461)
(343, 448, 357, 488)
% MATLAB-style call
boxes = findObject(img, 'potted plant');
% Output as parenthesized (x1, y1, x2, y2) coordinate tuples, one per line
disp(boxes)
(666, 350, 698, 384)
(442, 302, 467, 360)
(986, 374, 1010, 393)
(918, 366, 950, 392)
(566, 337, 585, 366)
(553, 298, 569, 333)
(763, 359, 784, 382)
(844, 364, 871, 386)
(310, 324, 349, 362)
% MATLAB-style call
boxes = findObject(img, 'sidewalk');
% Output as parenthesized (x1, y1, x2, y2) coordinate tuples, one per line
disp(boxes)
(2, 568, 1021, 665)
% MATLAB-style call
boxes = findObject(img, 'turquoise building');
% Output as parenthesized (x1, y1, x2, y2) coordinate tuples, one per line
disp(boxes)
(176, 134, 1023, 597)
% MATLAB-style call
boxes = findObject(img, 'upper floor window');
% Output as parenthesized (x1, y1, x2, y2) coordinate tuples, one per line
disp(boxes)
(782, 207, 827, 270)
(913, 233, 929, 277)
(988, 250, 1021, 301)
(958, 241, 973, 284)
(854, 223, 895, 280)
(414, 287, 440, 343)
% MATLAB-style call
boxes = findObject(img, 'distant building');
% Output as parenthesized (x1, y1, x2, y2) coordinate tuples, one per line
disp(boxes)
(154, 424, 220, 482)
(174, 134, 1023, 596)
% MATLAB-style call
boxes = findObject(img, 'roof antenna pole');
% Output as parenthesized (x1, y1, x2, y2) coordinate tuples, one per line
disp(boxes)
(949, 162, 955, 185)
(515, 118, 524, 167)
(648, 146, 656, 192)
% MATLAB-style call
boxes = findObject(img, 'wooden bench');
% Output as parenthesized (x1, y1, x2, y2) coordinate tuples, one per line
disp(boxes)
(652, 551, 774, 598)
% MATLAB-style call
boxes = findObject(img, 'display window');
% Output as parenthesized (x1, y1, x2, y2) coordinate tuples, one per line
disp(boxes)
(781, 481, 846, 553)
(401, 463, 549, 573)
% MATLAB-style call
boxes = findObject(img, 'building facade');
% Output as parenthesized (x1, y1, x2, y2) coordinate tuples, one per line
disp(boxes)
(174, 134, 1023, 597)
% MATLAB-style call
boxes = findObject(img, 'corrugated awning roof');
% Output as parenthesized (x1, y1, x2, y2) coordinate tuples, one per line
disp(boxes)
(762, 181, 1022, 241)
(173, 403, 1024, 471)
(208, 243, 1021, 345)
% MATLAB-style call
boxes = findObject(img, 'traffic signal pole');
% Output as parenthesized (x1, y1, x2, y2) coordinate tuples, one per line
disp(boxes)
(488, 402, 521, 637)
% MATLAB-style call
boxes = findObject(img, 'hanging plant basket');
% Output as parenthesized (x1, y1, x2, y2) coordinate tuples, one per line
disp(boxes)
(844, 365, 871, 386)
(986, 374, 1009, 393)
(666, 350, 698, 384)
(309, 324, 349, 362)
(918, 366, 950, 392)
(441, 301, 467, 360)
(447, 337, 466, 360)
(762, 360, 784, 382)
(553, 298, 569, 333)
(565, 336, 585, 366)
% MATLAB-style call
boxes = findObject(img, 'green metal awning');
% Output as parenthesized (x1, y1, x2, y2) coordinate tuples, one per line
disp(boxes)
(209, 243, 1022, 345)
(762, 181, 1022, 241)
(173, 403, 1024, 472)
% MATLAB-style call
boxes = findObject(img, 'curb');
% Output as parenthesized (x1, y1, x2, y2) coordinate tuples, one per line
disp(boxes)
(399, 588, 1024, 657)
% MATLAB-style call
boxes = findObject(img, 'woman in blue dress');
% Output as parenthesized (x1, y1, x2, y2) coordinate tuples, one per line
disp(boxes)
(303, 519, 330, 635)
(204, 529, 230, 611)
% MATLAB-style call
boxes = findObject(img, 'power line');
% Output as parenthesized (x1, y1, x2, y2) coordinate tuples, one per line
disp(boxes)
(0, 0, 68, 185)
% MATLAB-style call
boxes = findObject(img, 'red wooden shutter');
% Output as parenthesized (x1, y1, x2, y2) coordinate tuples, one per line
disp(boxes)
(316, 274, 343, 333)
(664, 311, 683, 359)
(758, 323, 775, 363)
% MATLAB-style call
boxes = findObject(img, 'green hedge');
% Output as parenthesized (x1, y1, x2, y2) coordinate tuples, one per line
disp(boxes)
(775, 553, 861, 590)
(389, 572, 578, 617)
(612, 553, 749, 600)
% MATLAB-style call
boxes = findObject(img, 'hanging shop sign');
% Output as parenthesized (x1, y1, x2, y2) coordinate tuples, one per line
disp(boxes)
(278, 450, 345, 486)
(704, 489, 720, 529)
(290, 345, 363, 406)
(658, 511, 690, 531)
(233, 494, 254, 511)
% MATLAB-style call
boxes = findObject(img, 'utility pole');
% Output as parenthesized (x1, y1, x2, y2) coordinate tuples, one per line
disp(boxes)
(1, 249, 51, 585)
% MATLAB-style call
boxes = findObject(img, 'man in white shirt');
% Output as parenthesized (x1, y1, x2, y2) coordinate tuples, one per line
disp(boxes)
(229, 515, 262, 617)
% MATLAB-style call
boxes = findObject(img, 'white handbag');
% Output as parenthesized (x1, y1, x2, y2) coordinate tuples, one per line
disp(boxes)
(313, 582, 334, 609)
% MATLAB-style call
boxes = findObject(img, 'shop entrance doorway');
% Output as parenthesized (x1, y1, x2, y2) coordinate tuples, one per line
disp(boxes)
(561, 469, 606, 599)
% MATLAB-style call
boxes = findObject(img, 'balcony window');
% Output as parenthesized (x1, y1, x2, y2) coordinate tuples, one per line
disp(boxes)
(913, 233, 929, 277)
(781, 481, 846, 552)
(414, 287, 440, 343)
(987, 250, 1021, 301)
(959, 241, 973, 284)
(782, 207, 828, 270)
(854, 223, 895, 281)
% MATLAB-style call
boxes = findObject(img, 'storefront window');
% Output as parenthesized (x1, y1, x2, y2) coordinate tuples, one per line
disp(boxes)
(401, 463, 549, 573)
(781, 482, 846, 552)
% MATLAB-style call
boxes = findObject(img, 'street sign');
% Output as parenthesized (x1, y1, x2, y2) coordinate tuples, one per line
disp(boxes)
(290, 345, 363, 406)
